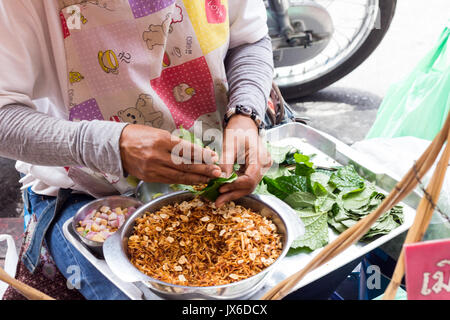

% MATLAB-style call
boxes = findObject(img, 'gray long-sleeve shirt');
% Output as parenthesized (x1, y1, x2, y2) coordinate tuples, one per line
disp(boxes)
(0, 35, 274, 185)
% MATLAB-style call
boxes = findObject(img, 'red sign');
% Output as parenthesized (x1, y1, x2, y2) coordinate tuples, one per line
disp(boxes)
(405, 238, 450, 300)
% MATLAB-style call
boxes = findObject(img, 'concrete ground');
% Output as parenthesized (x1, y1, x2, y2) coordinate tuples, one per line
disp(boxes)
(1, 0, 449, 268)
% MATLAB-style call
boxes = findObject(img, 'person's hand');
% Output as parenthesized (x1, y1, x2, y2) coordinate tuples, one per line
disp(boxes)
(216, 115, 272, 207)
(119, 124, 222, 185)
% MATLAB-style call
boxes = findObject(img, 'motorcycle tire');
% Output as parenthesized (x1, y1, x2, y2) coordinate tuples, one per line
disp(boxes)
(278, 0, 397, 100)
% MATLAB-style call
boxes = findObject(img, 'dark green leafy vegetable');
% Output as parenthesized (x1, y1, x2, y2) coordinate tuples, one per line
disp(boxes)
(263, 175, 309, 200)
(197, 172, 238, 201)
(294, 153, 314, 168)
(294, 153, 315, 177)
(283, 152, 300, 165)
(329, 165, 366, 197)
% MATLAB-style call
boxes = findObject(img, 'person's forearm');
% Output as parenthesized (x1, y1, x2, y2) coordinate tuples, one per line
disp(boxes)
(0, 104, 128, 176)
(225, 34, 274, 120)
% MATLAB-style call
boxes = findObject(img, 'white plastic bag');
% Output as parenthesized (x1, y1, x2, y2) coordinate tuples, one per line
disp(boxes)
(0, 234, 19, 299)
(352, 137, 450, 258)
(352, 136, 450, 221)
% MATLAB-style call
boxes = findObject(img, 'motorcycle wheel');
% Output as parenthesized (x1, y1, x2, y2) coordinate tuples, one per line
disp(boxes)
(276, 0, 396, 100)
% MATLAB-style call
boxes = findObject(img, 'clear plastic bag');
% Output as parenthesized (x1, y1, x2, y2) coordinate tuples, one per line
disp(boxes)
(352, 136, 450, 260)
(0, 234, 19, 299)
(366, 25, 450, 141)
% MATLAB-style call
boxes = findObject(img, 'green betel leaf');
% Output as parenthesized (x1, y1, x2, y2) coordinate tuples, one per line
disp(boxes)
(284, 152, 299, 165)
(314, 167, 335, 176)
(276, 175, 310, 196)
(329, 165, 366, 197)
(197, 172, 238, 201)
(312, 182, 328, 197)
(327, 217, 348, 234)
(294, 153, 313, 167)
(265, 143, 298, 164)
(262, 176, 286, 199)
(283, 192, 317, 209)
(170, 184, 197, 192)
(342, 183, 377, 211)
(294, 153, 315, 177)
(291, 208, 329, 251)
(310, 172, 335, 193)
(177, 125, 204, 147)
(263, 175, 309, 200)
(295, 163, 315, 177)
(314, 194, 336, 213)
(264, 166, 292, 180)
(252, 181, 272, 195)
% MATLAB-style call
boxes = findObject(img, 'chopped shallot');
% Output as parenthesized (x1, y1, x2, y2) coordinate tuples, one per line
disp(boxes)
(77, 205, 137, 243)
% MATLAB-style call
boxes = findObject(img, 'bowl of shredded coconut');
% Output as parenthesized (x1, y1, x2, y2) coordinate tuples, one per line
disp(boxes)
(103, 191, 304, 300)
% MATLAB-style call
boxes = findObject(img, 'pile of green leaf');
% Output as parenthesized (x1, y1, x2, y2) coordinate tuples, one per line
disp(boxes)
(254, 144, 404, 253)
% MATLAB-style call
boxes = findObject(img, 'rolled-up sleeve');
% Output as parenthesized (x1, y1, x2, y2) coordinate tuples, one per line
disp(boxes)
(225, 1, 274, 121)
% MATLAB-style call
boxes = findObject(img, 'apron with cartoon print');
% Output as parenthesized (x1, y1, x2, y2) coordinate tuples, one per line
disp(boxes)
(58, 0, 230, 195)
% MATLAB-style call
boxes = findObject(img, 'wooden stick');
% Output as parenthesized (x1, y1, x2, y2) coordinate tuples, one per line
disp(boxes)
(262, 113, 450, 300)
(383, 128, 450, 300)
(0, 267, 55, 300)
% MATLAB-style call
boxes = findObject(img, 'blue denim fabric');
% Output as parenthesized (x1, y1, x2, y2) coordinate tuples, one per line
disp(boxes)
(22, 186, 33, 231)
(21, 190, 62, 273)
(23, 188, 130, 300)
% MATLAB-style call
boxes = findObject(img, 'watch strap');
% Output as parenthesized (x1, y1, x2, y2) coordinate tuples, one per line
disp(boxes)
(224, 105, 265, 131)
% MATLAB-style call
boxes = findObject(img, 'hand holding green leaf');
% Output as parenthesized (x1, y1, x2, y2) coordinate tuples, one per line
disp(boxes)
(216, 115, 272, 207)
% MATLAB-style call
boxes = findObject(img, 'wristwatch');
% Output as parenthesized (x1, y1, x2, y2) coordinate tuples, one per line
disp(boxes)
(223, 105, 264, 131)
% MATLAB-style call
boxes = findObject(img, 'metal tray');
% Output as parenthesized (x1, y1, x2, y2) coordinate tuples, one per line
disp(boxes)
(63, 122, 419, 300)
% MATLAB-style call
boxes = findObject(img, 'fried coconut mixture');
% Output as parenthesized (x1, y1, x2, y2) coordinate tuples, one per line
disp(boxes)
(127, 197, 283, 286)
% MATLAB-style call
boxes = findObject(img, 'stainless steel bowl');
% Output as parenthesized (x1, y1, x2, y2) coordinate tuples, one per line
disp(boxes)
(72, 196, 143, 256)
(103, 191, 305, 300)
(134, 181, 172, 204)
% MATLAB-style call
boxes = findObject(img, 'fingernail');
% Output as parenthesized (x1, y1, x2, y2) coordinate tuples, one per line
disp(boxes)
(212, 168, 222, 177)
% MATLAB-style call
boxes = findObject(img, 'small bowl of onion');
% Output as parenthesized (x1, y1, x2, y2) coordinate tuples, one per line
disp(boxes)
(72, 196, 143, 256)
